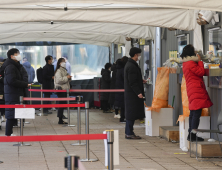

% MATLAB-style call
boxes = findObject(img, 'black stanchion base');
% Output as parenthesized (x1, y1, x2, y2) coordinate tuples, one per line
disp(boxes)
(80, 159, 98, 162)
(13, 143, 31, 147)
(0, 161, 3, 164)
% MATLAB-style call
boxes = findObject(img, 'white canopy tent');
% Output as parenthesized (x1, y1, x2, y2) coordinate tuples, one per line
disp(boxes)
(0, 8, 196, 31)
(0, 22, 155, 45)
(0, 0, 221, 12)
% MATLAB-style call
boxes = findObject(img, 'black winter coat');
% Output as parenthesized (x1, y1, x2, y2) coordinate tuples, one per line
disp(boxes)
(108, 64, 117, 105)
(42, 64, 54, 90)
(124, 58, 145, 120)
(114, 61, 125, 108)
(100, 68, 111, 101)
(2, 59, 28, 119)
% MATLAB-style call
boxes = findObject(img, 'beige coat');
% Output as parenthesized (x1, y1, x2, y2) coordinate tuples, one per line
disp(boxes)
(54, 67, 70, 90)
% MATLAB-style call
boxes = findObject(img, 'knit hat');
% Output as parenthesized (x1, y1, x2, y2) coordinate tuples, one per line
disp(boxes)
(129, 47, 142, 57)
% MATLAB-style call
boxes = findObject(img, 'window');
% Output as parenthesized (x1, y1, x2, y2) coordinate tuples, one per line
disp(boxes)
(0, 44, 109, 81)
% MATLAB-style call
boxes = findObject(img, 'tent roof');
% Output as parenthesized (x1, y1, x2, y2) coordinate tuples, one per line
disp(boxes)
(0, 8, 196, 30)
(0, 1, 220, 12)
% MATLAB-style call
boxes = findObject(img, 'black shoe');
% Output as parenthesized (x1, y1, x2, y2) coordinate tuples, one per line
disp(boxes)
(47, 112, 53, 114)
(63, 115, 68, 119)
(125, 134, 142, 140)
(187, 133, 204, 142)
(58, 121, 68, 124)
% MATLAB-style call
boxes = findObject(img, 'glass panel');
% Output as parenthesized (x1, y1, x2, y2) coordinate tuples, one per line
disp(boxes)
(0, 44, 109, 81)
(143, 45, 150, 80)
(209, 29, 222, 57)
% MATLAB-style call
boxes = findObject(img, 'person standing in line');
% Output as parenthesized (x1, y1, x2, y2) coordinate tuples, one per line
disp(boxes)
(0, 59, 6, 126)
(108, 60, 120, 118)
(42, 55, 54, 115)
(124, 47, 147, 139)
(54, 58, 72, 124)
(181, 44, 213, 141)
(114, 56, 128, 123)
(0, 48, 30, 136)
(100, 63, 112, 113)
(22, 57, 35, 84)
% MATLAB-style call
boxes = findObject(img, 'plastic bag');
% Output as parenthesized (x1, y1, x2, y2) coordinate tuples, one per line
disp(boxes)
(180, 75, 209, 122)
(148, 67, 172, 112)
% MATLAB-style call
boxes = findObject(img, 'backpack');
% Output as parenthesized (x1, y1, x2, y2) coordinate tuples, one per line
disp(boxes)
(36, 67, 43, 84)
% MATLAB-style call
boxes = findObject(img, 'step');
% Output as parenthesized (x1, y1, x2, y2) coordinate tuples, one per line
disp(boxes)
(188, 139, 222, 158)
(159, 126, 179, 142)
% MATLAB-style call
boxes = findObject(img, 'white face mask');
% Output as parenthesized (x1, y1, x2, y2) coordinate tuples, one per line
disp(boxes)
(13, 54, 22, 62)
(61, 62, 66, 68)
(138, 55, 141, 61)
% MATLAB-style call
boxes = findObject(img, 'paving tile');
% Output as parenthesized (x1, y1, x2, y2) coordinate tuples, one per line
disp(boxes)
(0, 109, 221, 170)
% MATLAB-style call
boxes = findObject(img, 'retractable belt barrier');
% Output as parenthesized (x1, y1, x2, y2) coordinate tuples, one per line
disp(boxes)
(0, 134, 107, 142)
(0, 104, 85, 108)
(29, 89, 125, 92)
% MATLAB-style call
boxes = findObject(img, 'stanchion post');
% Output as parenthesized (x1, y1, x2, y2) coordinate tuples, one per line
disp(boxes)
(72, 96, 85, 146)
(13, 96, 31, 147)
(80, 102, 98, 162)
(64, 155, 79, 170)
(64, 89, 75, 127)
(107, 131, 114, 170)
(24, 86, 31, 124)
(37, 84, 47, 116)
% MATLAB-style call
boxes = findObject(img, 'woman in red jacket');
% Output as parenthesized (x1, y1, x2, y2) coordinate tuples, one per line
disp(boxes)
(181, 44, 213, 142)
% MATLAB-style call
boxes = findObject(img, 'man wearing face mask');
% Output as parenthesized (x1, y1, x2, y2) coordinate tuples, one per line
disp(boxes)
(0, 48, 30, 136)
(124, 47, 147, 139)
(42, 55, 55, 115)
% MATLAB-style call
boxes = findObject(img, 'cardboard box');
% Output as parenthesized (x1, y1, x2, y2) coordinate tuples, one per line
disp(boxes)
(179, 116, 210, 150)
(145, 108, 173, 136)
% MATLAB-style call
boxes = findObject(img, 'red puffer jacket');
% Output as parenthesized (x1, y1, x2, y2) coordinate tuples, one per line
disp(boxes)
(182, 57, 213, 110)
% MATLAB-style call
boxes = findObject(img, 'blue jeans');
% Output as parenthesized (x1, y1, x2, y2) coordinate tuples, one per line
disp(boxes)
(125, 120, 135, 135)
(188, 109, 202, 133)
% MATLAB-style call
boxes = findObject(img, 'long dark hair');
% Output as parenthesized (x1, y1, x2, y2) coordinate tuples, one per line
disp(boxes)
(55, 58, 65, 74)
(180, 44, 196, 59)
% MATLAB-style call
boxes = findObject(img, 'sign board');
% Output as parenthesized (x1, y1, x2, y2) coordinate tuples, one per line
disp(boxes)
(15, 108, 35, 119)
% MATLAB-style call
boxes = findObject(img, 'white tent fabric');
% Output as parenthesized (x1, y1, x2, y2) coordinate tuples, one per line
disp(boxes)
(0, 0, 221, 12)
(0, 22, 155, 40)
(0, 32, 127, 46)
(0, 8, 196, 30)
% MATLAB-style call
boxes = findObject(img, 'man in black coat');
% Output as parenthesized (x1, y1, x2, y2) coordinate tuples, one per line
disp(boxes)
(0, 48, 29, 136)
(100, 63, 112, 113)
(42, 55, 54, 114)
(124, 47, 147, 139)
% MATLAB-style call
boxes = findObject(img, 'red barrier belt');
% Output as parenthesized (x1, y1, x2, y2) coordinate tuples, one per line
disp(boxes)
(0, 104, 85, 108)
(23, 97, 76, 101)
(29, 89, 66, 92)
(0, 134, 107, 142)
(69, 89, 124, 92)
(29, 89, 125, 92)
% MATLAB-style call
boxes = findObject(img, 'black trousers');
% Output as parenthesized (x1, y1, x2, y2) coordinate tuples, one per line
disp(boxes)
(125, 119, 135, 135)
(101, 100, 109, 111)
(0, 108, 5, 116)
(120, 107, 125, 121)
(57, 92, 67, 118)
(43, 92, 51, 113)
(188, 109, 202, 133)
(5, 119, 17, 136)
